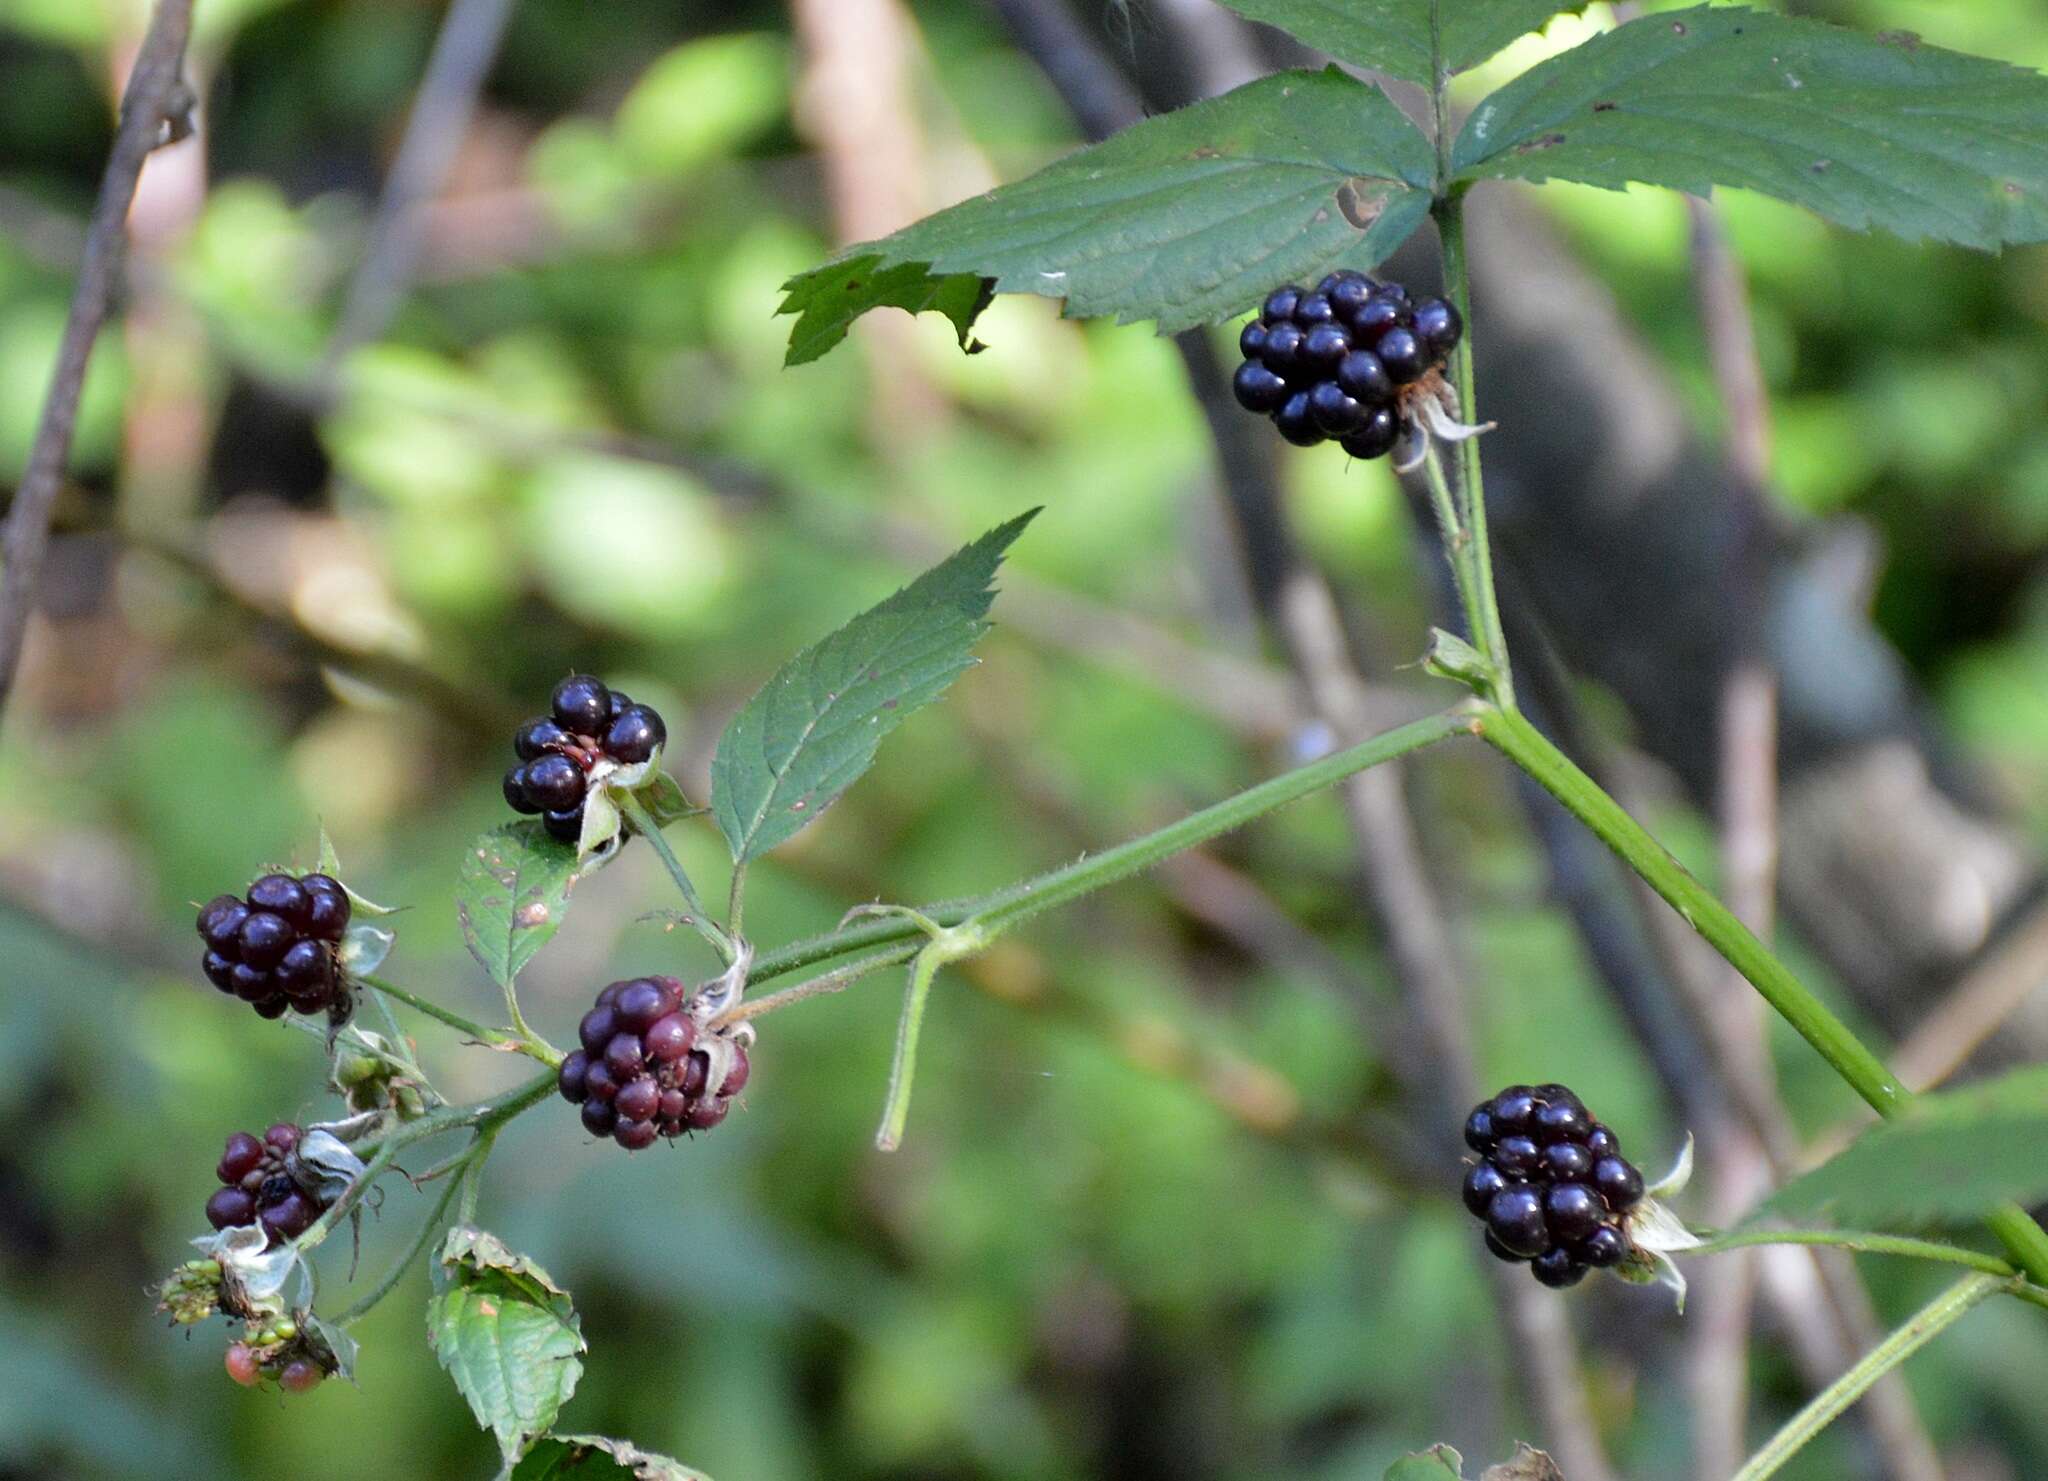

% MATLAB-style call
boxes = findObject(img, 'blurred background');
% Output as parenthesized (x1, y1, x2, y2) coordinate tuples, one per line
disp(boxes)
(3, 1, 2047, 1478)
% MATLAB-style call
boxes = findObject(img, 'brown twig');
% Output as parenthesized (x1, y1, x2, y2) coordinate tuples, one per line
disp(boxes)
(0, 0, 195, 718)
(320, 0, 515, 379)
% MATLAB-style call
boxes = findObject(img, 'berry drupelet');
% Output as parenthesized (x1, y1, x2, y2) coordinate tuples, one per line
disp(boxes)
(204, 1124, 333, 1247)
(1461, 1083, 1643, 1288)
(197, 873, 351, 1022)
(1232, 269, 1462, 459)
(555, 976, 750, 1150)
(503, 675, 668, 843)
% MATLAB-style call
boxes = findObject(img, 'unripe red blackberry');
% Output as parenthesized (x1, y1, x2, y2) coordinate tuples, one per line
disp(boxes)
(1235, 269, 1463, 462)
(555, 975, 750, 1150)
(1459, 1083, 1642, 1288)
(196, 873, 351, 1022)
(502, 675, 670, 841)
(204, 1124, 333, 1247)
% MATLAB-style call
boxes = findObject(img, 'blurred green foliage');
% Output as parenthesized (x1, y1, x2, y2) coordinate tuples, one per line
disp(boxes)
(2, 1, 2046, 1478)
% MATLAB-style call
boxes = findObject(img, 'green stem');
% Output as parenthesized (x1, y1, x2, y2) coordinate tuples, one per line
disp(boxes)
(1431, 190, 1514, 707)
(457, 1130, 495, 1224)
(1730, 1274, 2002, 1481)
(719, 942, 920, 1026)
(1691, 1228, 2016, 1280)
(615, 789, 736, 965)
(361, 975, 520, 1052)
(335, 1164, 464, 1327)
(748, 709, 1474, 986)
(1478, 702, 2048, 1289)
(969, 710, 1472, 936)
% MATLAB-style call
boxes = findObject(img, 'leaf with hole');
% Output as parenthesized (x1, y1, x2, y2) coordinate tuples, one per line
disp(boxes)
(711, 511, 1038, 863)
(777, 68, 1432, 360)
(1453, 6, 2048, 249)
(1756, 1067, 2048, 1226)
(427, 1226, 586, 1463)
(456, 823, 580, 990)
(1219, 1, 1590, 86)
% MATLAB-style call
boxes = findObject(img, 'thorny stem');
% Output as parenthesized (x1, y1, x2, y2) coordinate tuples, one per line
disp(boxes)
(715, 942, 920, 1027)
(1729, 1275, 2004, 1481)
(616, 789, 737, 965)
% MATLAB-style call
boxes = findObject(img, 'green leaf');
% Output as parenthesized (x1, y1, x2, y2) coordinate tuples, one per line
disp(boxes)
(1220, 1, 1587, 85)
(511, 1435, 712, 1480)
(1386, 1447, 1466, 1481)
(777, 68, 1432, 357)
(455, 823, 580, 990)
(1757, 1067, 2048, 1226)
(1453, 6, 2048, 250)
(780, 258, 994, 367)
(712, 511, 1038, 864)
(426, 1226, 586, 1463)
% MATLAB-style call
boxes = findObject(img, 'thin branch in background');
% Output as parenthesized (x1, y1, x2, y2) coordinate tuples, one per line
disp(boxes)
(319, 0, 516, 379)
(0, 0, 195, 719)
(1892, 899, 2048, 1094)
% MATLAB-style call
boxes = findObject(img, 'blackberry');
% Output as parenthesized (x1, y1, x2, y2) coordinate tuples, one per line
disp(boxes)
(501, 674, 670, 842)
(196, 873, 351, 1022)
(1233, 269, 1463, 462)
(204, 1124, 333, 1247)
(554, 975, 750, 1151)
(1459, 1083, 1643, 1288)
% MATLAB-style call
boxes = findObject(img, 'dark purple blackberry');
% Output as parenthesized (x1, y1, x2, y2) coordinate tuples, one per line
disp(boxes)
(1459, 1083, 1644, 1288)
(1412, 296, 1463, 360)
(502, 676, 670, 834)
(1339, 407, 1402, 461)
(1236, 271, 1465, 461)
(1273, 392, 1324, 447)
(1335, 350, 1392, 406)
(1307, 381, 1368, 436)
(195, 872, 351, 1022)
(1232, 361, 1289, 413)
(555, 976, 751, 1151)
(205, 1125, 333, 1247)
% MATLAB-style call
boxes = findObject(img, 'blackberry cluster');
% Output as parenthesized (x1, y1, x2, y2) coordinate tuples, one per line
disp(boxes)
(1232, 271, 1462, 457)
(197, 873, 351, 1021)
(1461, 1083, 1644, 1288)
(555, 976, 750, 1151)
(204, 1124, 332, 1247)
(504, 674, 667, 843)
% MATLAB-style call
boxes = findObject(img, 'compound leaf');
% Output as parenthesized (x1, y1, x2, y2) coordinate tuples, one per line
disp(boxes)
(1454, 6, 2048, 250)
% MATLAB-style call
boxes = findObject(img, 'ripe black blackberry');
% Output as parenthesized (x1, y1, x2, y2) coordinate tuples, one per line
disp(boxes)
(204, 1124, 333, 1247)
(554, 975, 751, 1150)
(1461, 1083, 1642, 1288)
(197, 872, 352, 1022)
(503, 675, 668, 843)
(1232, 269, 1463, 460)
